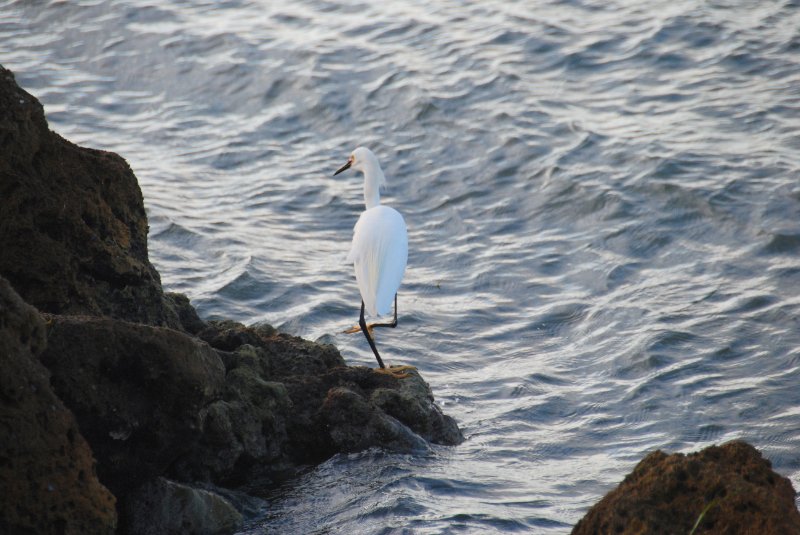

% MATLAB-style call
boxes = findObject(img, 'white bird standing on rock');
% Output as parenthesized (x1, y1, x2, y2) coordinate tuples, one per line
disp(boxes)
(334, 147, 415, 376)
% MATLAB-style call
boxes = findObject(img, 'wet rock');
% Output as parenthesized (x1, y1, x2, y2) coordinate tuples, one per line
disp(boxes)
(199, 320, 338, 373)
(199, 319, 277, 352)
(371, 370, 465, 446)
(0, 277, 117, 534)
(278, 360, 463, 461)
(179, 344, 295, 486)
(122, 477, 242, 535)
(199, 322, 463, 464)
(571, 440, 800, 535)
(39, 315, 226, 498)
(315, 367, 464, 455)
(36, 314, 292, 528)
(322, 386, 429, 453)
(0, 65, 178, 328)
(38, 312, 464, 506)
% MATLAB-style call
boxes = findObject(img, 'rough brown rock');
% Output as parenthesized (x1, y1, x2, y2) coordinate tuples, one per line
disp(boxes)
(572, 440, 800, 535)
(0, 65, 178, 328)
(0, 277, 117, 534)
(322, 385, 429, 453)
(199, 321, 464, 467)
(39, 314, 226, 498)
(180, 343, 295, 487)
(38, 313, 462, 501)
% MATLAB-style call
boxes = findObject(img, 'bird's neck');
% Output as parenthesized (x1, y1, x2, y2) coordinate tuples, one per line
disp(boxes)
(363, 163, 384, 210)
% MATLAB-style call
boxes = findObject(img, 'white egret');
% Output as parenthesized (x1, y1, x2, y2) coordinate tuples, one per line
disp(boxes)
(334, 147, 414, 375)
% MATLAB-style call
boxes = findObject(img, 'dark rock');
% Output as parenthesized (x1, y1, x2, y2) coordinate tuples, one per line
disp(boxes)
(322, 386, 429, 453)
(371, 370, 465, 446)
(121, 477, 242, 535)
(571, 440, 800, 535)
(39, 315, 226, 498)
(199, 319, 346, 377)
(198, 319, 266, 352)
(316, 366, 464, 455)
(190, 331, 464, 484)
(0, 65, 178, 328)
(200, 325, 464, 460)
(282, 364, 464, 463)
(0, 277, 117, 534)
(179, 344, 295, 487)
(165, 292, 208, 334)
(39, 312, 463, 505)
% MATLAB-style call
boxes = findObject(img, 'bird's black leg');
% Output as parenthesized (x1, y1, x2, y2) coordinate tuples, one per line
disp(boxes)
(370, 294, 399, 330)
(359, 300, 386, 369)
(357, 296, 416, 377)
(343, 295, 398, 334)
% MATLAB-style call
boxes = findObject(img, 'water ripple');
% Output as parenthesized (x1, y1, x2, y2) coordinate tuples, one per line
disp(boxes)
(3, 0, 800, 532)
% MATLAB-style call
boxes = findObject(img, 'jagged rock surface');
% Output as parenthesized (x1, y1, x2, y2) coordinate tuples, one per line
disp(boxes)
(0, 277, 117, 535)
(38, 313, 463, 530)
(572, 440, 800, 535)
(0, 65, 177, 328)
(198, 320, 464, 469)
(39, 315, 227, 498)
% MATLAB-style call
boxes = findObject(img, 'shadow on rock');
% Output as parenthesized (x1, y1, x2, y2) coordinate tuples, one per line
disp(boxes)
(0, 278, 117, 534)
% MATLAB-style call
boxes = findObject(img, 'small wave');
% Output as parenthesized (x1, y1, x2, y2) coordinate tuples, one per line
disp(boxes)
(762, 232, 800, 255)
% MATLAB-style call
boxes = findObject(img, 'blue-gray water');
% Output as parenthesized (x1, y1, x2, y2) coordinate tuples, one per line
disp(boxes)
(3, 0, 800, 532)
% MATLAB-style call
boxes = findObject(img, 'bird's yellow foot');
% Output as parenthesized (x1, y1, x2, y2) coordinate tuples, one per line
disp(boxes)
(374, 365, 417, 379)
(342, 324, 374, 335)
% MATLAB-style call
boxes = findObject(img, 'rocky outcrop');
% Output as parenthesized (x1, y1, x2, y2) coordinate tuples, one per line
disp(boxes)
(572, 440, 800, 535)
(0, 63, 463, 534)
(37, 315, 461, 533)
(0, 278, 117, 534)
(40, 316, 462, 494)
(197, 320, 463, 470)
(39, 315, 227, 498)
(0, 65, 178, 328)
(122, 478, 243, 535)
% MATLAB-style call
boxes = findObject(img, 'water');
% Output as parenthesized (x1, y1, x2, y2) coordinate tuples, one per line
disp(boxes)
(3, 0, 800, 532)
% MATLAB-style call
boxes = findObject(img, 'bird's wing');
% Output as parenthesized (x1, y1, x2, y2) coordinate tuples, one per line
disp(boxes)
(348, 206, 408, 317)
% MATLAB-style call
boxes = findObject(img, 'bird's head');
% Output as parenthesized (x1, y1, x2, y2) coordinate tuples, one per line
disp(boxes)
(333, 147, 378, 176)
(333, 146, 387, 209)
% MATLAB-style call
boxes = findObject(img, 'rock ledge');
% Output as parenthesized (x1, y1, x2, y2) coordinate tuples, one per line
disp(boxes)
(0, 63, 463, 534)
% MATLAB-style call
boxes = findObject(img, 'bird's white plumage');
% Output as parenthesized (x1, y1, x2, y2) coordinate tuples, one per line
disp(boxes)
(348, 205, 408, 316)
(337, 146, 408, 318)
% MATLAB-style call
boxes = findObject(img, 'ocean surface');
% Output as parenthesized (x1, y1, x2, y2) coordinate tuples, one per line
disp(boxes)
(3, 0, 800, 532)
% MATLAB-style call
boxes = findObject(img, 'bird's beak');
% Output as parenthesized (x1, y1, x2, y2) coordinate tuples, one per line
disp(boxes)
(333, 160, 352, 176)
